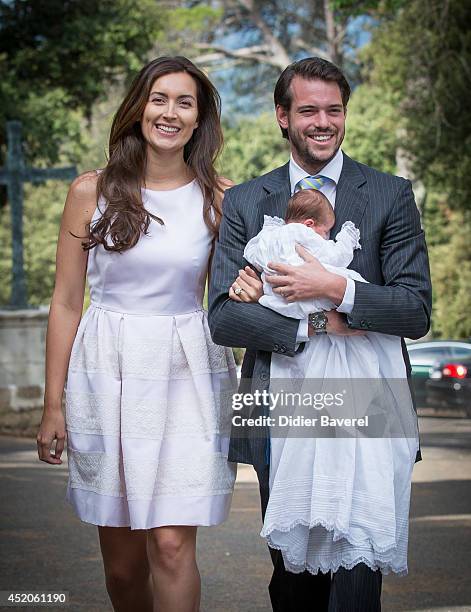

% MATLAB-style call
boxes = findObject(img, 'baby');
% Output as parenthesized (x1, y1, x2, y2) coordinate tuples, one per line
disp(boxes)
(244, 188, 364, 318)
(284, 186, 336, 239)
(243, 188, 419, 577)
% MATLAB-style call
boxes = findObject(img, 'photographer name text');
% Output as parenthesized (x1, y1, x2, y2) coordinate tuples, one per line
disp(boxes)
(232, 415, 369, 428)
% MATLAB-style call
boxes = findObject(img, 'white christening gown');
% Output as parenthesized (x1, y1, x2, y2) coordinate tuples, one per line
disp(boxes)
(65, 179, 237, 529)
(244, 216, 419, 575)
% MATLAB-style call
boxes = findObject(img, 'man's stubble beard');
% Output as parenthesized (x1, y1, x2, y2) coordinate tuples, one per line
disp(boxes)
(287, 125, 344, 172)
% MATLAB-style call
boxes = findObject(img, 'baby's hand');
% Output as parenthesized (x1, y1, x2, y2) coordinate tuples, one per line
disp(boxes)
(229, 267, 264, 303)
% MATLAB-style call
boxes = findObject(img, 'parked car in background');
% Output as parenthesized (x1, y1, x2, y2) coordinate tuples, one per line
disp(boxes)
(406, 340, 471, 407)
(426, 356, 471, 417)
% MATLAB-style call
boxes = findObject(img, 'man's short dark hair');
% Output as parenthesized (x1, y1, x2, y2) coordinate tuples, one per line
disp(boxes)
(274, 57, 351, 139)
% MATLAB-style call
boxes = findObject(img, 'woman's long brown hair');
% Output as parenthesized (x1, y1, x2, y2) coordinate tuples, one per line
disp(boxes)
(86, 56, 224, 252)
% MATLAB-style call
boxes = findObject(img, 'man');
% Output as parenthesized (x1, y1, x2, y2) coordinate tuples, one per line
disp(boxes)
(208, 57, 432, 611)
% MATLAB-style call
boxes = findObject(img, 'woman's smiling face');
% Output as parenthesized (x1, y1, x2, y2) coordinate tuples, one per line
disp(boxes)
(141, 71, 199, 154)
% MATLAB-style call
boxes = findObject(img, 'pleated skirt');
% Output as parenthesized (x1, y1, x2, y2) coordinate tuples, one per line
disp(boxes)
(65, 304, 237, 530)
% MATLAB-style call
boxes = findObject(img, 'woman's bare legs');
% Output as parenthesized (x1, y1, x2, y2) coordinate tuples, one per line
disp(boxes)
(147, 526, 200, 612)
(98, 526, 153, 612)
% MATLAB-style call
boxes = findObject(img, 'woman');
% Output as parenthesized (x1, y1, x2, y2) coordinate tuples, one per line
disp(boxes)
(37, 56, 237, 612)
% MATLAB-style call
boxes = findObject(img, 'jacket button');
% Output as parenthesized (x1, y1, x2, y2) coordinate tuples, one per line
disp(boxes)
(280, 345, 286, 353)
(273, 343, 280, 352)
(360, 320, 367, 328)
(260, 372, 269, 381)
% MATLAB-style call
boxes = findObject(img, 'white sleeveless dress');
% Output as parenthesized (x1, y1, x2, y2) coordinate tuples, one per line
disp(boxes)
(65, 179, 237, 529)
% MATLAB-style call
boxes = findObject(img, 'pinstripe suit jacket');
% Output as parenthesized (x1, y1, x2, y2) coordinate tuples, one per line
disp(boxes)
(208, 154, 432, 470)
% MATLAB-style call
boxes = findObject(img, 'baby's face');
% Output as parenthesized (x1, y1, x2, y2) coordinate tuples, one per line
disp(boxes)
(313, 223, 333, 240)
(299, 218, 334, 240)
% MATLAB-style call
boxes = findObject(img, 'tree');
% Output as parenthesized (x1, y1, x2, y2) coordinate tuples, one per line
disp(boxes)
(339, 0, 471, 214)
(188, 0, 360, 112)
(195, 0, 353, 68)
(428, 209, 471, 338)
(0, 1, 227, 162)
(0, 0, 165, 166)
(337, 0, 471, 337)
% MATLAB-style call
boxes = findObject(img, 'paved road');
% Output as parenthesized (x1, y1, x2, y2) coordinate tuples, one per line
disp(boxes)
(1, 416, 470, 612)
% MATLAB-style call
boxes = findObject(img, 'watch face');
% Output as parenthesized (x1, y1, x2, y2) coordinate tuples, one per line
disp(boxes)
(309, 312, 327, 329)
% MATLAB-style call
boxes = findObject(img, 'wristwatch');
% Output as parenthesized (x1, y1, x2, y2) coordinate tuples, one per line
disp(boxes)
(308, 311, 328, 334)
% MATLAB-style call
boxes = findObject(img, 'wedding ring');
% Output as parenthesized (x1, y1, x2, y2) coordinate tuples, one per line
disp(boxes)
(234, 286, 243, 296)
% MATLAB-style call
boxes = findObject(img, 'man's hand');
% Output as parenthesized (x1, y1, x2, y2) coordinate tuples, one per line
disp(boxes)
(266, 245, 347, 305)
(229, 266, 264, 303)
(308, 310, 365, 337)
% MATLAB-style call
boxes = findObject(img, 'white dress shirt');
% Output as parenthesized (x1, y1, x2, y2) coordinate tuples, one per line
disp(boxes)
(289, 149, 356, 342)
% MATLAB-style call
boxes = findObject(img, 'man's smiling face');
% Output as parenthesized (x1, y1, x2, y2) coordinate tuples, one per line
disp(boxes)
(276, 76, 346, 173)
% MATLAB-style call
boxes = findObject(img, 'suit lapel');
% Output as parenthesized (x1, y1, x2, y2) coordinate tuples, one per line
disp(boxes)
(258, 163, 291, 229)
(331, 154, 368, 236)
(256, 156, 368, 238)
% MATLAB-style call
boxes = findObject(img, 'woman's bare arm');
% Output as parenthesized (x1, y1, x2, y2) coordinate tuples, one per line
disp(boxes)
(37, 172, 97, 464)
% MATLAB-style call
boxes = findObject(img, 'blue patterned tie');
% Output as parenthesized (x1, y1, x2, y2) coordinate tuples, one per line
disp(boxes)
(294, 175, 328, 193)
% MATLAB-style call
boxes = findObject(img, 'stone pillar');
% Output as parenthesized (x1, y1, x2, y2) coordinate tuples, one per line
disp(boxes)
(0, 308, 49, 435)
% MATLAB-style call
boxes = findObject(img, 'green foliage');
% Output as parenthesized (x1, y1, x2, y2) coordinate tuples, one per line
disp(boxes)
(422, 191, 450, 248)
(0, 54, 85, 167)
(219, 113, 289, 183)
(0, 182, 67, 306)
(232, 347, 245, 366)
(0, 1, 224, 165)
(1, 0, 164, 108)
(151, 5, 222, 61)
(364, 0, 471, 214)
(78, 95, 117, 173)
(0, 0, 165, 164)
(428, 210, 471, 338)
(168, 6, 222, 32)
(332, 0, 408, 16)
(341, 0, 471, 338)
(343, 84, 398, 173)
